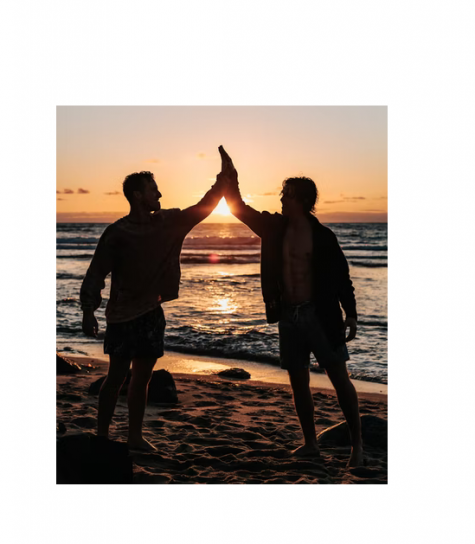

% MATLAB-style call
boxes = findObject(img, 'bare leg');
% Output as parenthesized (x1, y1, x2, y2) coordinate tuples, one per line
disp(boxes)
(127, 357, 157, 451)
(97, 355, 131, 438)
(288, 368, 320, 457)
(325, 363, 363, 467)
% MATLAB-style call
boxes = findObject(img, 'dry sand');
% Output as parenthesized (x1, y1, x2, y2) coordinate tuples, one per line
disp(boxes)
(57, 355, 387, 484)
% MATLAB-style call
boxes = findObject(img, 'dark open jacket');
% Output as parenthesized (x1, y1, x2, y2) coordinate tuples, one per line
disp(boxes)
(227, 196, 357, 349)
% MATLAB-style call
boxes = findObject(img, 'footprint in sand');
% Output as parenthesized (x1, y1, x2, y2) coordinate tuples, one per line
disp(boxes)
(205, 445, 245, 457)
(244, 440, 279, 450)
(189, 415, 213, 426)
(284, 424, 300, 430)
(147, 420, 165, 428)
(193, 400, 219, 407)
(211, 394, 235, 401)
(233, 431, 264, 440)
(160, 411, 190, 422)
(174, 443, 194, 453)
(166, 432, 189, 441)
(315, 417, 336, 425)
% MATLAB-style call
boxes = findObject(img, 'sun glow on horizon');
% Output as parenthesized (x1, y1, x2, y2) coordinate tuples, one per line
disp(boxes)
(57, 107, 387, 223)
(212, 198, 231, 216)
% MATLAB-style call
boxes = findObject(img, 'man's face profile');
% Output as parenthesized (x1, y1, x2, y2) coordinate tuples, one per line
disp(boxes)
(280, 184, 296, 215)
(134, 180, 162, 212)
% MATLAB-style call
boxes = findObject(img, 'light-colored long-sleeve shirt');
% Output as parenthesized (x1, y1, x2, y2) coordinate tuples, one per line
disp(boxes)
(80, 184, 223, 323)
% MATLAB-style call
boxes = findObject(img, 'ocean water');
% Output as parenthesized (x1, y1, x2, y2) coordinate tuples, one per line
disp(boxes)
(56, 221, 387, 384)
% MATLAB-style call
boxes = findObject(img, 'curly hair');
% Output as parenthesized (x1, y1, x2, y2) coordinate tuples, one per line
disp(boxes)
(122, 171, 155, 204)
(281, 176, 318, 213)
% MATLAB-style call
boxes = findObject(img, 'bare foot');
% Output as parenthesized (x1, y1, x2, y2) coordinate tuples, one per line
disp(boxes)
(291, 443, 321, 458)
(347, 445, 364, 467)
(127, 437, 157, 452)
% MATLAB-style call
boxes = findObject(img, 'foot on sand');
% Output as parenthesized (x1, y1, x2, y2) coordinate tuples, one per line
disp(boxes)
(347, 445, 364, 467)
(291, 443, 321, 458)
(128, 437, 157, 452)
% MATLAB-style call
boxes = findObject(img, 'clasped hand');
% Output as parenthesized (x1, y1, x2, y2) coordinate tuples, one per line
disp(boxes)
(216, 146, 238, 193)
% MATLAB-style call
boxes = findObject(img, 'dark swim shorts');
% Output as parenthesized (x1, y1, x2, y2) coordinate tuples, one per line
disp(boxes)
(279, 301, 349, 370)
(104, 305, 166, 359)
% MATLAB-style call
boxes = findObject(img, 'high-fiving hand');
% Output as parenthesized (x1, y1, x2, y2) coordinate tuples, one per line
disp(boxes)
(218, 146, 238, 186)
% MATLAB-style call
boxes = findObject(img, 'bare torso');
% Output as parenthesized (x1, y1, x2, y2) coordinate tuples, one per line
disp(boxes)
(282, 217, 314, 304)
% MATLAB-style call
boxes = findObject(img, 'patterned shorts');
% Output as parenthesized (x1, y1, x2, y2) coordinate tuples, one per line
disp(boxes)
(104, 306, 166, 360)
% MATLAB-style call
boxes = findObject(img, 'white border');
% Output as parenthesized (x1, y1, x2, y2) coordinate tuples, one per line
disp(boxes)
(3, 1, 475, 543)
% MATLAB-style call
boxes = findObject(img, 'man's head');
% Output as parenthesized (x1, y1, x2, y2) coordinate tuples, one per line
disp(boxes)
(122, 171, 162, 212)
(280, 176, 318, 216)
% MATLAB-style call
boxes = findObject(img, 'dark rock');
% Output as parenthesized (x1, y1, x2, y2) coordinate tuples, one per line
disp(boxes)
(56, 433, 133, 484)
(88, 372, 131, 396)
(71, 416, 96, 429)
(348, 466, 382, 478)
(218, 368, 251, 380)
(57, 422, 67, 434)
(88, 369, 177, 404)
(148, 370, 178, 403)
(57, 393, 83, 402)
(57, 353, 82, 375)
(88, 376, 106, 396)
(317, 415, 387, 449)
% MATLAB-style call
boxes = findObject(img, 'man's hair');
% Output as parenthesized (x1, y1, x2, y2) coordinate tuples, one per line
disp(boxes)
(282, 176, 318, 213)
(122, 171, 155, 203)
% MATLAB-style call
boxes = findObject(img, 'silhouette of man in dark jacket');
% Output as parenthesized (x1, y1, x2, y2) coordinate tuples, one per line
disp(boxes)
(219, 146, 363, 467)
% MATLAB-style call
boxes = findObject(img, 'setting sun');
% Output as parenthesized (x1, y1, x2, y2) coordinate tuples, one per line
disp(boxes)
(212, 197, 231, 216)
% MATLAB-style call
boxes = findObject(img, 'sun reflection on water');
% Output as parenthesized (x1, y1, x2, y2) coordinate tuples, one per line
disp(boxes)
(209, 297, 238, 314)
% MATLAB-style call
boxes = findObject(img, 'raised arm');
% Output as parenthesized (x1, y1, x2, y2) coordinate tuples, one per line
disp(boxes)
(80, 226, 115, 336)
(219, 146, 273, 238)
(178, 173, 226, 231)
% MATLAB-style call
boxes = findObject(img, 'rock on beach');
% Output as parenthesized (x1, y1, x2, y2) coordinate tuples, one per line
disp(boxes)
(218, 368, 251, 380)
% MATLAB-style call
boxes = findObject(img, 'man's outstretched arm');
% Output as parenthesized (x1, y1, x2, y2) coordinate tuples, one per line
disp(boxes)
(179, 174, 226, 230)
(219, 146, 273, 238)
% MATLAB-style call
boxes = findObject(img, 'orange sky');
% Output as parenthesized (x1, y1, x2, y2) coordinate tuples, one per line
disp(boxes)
(57, 106, 387, 223)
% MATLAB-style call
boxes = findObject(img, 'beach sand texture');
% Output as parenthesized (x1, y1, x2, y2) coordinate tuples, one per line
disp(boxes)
(57, 357, 387, 484)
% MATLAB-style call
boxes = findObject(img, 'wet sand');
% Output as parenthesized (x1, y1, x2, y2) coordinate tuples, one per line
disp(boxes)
(57, 355, 387, 484)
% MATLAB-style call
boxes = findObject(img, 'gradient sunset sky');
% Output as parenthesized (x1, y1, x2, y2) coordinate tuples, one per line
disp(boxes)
(56, 106, 387, 223)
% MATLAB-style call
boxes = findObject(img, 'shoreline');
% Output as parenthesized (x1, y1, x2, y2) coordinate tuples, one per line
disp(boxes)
(68, 351, 387, 400)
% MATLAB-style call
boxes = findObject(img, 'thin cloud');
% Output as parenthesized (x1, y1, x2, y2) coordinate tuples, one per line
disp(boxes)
(56, 190, 61, 194)
(63, 189, 74, 194)
(339, 194, 366, 201)
(248, 188, 281, 197)
(197, 153, 206, 159)
(78, 188, 90, 194)
(260, 191, 279, 196)
(57, 198, 64, 201)
(324, 200, 345, 204)
(105, 191, 121, 196)
(146, 158, 160, 164)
